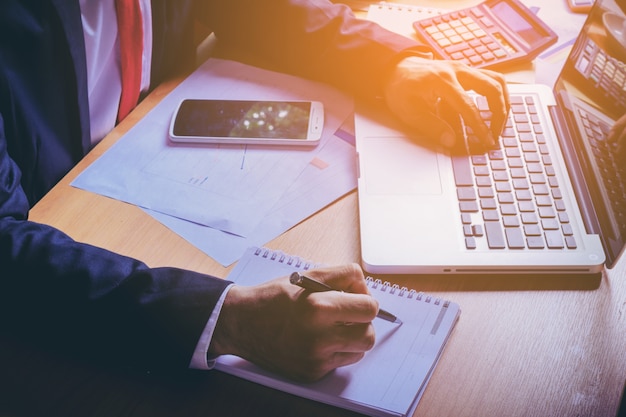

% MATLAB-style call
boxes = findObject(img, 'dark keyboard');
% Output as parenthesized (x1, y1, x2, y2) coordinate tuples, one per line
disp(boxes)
(452, 94, 577, 251)
(577, 106, 626, 237)
(576, 38, 626, 110)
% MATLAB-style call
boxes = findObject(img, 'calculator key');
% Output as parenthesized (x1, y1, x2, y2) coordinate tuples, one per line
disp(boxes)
(480, 17, 494, 28)
(450, 35, 463, 44)
(464, 49, 477, 58)
(437, 38, 452, 47)
(493, 49, 507, 58)
(462, 32, 475, 41)
(451, 52, 465, 60)
(475, 45, 488, 54)
(445, 43, 470, 54)
(471, 8, 484, 18)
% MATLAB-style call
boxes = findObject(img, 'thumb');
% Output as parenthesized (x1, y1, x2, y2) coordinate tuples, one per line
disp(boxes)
(413, 110, 457, 149)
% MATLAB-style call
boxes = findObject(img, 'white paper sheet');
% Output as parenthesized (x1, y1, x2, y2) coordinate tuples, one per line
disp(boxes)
(147, 126, 357, 266)
(72, 58, 353, 238)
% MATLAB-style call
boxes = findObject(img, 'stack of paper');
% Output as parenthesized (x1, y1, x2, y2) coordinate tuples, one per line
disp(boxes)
(72, 59, 356, 266)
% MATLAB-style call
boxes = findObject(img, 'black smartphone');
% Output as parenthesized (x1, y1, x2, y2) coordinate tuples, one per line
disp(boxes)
(169, 99, 324, 146)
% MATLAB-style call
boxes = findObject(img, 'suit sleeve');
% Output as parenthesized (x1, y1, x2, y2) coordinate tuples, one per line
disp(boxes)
(0, 114, 232, 371)
(199, 0, 433, 100)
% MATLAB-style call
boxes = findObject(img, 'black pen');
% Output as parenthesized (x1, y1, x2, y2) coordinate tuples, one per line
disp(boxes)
(289, 272, 402, 324)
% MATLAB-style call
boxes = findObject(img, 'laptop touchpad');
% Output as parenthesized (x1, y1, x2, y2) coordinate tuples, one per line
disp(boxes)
(360, 137, 442, 195)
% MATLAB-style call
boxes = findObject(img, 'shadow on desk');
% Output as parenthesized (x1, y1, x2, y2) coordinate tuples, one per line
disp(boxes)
(0, 336, 363, 417)
(365, 271, 603, 293)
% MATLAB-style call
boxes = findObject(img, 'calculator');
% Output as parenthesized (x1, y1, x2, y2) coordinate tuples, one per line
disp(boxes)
(412, 0, 558, 70)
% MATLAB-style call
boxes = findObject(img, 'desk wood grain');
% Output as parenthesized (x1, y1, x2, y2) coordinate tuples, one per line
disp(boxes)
(23, 69, 626, 417)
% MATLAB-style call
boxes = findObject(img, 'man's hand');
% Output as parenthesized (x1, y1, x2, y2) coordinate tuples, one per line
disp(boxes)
(384, 56, 509, 150)
(210, 264, 378, 382)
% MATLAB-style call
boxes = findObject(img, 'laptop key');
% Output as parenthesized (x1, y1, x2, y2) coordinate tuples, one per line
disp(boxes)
(505, 227, 525, 249)
(545, 230, 565, 249)
(565, 235, 577, 249)
(527, 236, 545, 249)
(484, 221, 506, 248)
(452, 156, 473, 186)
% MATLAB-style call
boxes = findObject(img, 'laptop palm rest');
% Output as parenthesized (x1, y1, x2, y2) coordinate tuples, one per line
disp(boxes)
(359, 136, 442, 195)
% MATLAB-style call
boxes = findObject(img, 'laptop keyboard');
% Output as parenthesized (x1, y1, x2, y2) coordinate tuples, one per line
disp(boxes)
(452, 94, 578, 251)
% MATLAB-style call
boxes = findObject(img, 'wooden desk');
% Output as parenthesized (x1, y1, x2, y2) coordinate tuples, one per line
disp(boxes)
(6, 66, 621, 417)
(5, 4, 626, 417)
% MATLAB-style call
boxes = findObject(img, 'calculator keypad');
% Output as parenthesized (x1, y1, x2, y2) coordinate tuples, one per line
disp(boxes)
(415, 8, 512, 68)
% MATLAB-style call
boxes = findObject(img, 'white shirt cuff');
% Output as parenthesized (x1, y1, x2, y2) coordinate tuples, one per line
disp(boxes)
(189, 283, 235, 370)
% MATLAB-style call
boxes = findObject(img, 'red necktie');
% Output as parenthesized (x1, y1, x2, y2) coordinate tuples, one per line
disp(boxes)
(115, 0, 143, 122)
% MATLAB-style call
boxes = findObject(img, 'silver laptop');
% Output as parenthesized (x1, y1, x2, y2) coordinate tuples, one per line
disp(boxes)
(355, 0, 626, 274)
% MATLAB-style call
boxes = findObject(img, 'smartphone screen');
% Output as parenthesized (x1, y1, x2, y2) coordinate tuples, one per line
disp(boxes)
(170, 99, 323, 145)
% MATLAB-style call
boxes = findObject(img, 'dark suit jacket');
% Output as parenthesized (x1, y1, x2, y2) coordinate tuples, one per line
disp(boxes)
(0, 0, 425, 370)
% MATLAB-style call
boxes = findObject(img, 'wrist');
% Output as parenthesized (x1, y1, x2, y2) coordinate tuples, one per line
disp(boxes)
(208, 284, 244, 358)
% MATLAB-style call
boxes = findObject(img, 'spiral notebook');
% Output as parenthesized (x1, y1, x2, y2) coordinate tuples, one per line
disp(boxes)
(216, 246, 460, 417)
(366, 2, 447, 39)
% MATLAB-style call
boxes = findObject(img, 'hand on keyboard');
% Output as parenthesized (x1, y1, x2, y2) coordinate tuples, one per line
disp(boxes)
(383, 56, 509, 150)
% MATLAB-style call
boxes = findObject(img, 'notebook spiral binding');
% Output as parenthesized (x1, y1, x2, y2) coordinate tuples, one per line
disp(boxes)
(252, 247, 450, 308)
(253, 247, 318, 270)
(370, 1, 444, 15)
(366, 276, 450, 307)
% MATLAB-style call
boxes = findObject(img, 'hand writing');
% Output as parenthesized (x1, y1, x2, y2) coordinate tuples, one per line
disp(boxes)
(210, 264, 378, 382)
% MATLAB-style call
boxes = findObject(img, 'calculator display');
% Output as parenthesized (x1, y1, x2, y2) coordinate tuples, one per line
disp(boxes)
(490, 1, 545, 47)
(412, 0, 558, 70)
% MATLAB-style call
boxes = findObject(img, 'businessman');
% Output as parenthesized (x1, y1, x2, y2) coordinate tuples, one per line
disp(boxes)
(0, 0, 508, 382)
